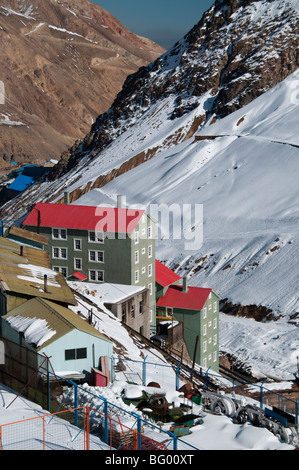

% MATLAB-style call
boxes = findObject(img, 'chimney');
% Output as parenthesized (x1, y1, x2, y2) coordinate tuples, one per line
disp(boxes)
(117, 195, 125, 209)
(64, 192, 70, 204)
(44, 275, 48, 293)
(183, 276, 188, 293)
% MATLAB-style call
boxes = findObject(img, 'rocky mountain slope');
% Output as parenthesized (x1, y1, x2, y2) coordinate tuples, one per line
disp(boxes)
(47, 0, 299, 181)
(0, 0, 164, 165)
(1, 0, 298, 320)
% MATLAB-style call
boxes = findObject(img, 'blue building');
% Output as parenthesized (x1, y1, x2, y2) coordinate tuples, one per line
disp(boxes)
(1, 297, 113, 382)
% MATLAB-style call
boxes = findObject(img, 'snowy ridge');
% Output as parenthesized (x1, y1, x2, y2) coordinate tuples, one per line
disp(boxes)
(67, 68, 299, 320)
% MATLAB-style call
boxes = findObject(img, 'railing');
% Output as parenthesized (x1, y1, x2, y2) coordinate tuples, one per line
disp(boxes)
(0, 407, 90, 450)
(54, 373, 199, 451)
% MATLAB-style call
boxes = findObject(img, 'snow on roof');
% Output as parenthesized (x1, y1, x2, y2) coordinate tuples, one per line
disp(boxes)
(0, 237, 76, 305)
(5, 315, 56, 348)
(68, 281, 146, 305)
(23, 202, 145, 234)
(155, 260, 181, 287)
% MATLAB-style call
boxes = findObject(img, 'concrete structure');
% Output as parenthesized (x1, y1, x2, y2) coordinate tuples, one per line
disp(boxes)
(79, 282, 151, 338)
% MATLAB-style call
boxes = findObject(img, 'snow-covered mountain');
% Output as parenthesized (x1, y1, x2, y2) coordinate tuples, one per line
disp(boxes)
(1, 0, 299, 321)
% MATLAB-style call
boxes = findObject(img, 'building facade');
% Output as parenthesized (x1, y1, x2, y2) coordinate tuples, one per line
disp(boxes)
(22, 198, 157, 332)
(155, 261, 220, 372)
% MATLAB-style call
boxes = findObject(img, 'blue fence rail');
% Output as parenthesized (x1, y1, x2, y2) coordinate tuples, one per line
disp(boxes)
(114, 356, 299, 426)
(47, 371, 199, 451)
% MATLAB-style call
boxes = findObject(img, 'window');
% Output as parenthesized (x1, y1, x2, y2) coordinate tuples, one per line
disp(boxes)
(148, 245, 152, 258)
(89, 270, 104, 282)
(89, 250, 104, 263)
(148, 226, 152, 239)
(52, 247, 67, 259)
(167, 307, 173, 317)
(203, 324, 207, 336)
(74, 239, 82, 251)
(74, 258, 82, 270)
(88, 231, 104, 244)
(213, 334, 217, 345)
(141, 247, 146, 255)
(203, 341, 207, 353)
(213, 351, 217, 362)
(53, 266, 68, 277)
(148, 283, 153, 295)
(65, 348, 87, 361)
(213, 301, 218, 313)
(203, 307, 207, 319)
(135, 250, 139, 264)
(142, 267, 146, 274)
(52, 228, 67, 240)
(134, 231, 139, 245)
(148, 264, 152, 277)
(135, 270, 139, 283)
(139, 301, 143, 314)
(213, 318, 218, 329)
(131, 302, 135, 318)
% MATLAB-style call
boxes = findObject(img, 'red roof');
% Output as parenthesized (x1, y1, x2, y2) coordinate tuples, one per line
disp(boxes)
(155, 260, 181, 287)
(71, 272, 87, 281)
(23, 203, 145, 234)
(157, 285, 212, 311)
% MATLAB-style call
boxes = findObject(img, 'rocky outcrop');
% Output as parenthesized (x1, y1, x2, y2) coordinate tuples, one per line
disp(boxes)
(220, 299, 276, 322)
(48, 0, 299, 180)
(0, 0, 164, 165)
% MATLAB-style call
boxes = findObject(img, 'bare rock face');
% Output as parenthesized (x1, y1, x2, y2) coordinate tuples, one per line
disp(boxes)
(49, 0, 299, 180)
(0, 0, 165, 165)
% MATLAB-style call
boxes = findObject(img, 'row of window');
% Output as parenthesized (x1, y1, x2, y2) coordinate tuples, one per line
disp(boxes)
(203, 301, 218, 318)
(135, 264, 153, 283)
(52, 248, 104, 263)
(52, 227, 154, 244)
(134, 245, 153, 263)
(54, 266, 104, 282)
(52, 229, 104, 244)
(134, 226, 153, 244)
(202, 351, 218, 368)
(203, 318, 218, 335)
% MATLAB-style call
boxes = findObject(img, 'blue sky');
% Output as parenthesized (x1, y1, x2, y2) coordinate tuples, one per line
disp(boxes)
(90, 0, 214, 49)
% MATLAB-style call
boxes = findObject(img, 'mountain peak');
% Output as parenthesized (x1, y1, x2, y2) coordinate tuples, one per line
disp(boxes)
(47, 0, 298, 180)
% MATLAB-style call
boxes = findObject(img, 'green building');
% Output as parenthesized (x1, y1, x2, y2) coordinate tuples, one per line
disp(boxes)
(155, 260, 220, 372)
(22, 197, 157, 332)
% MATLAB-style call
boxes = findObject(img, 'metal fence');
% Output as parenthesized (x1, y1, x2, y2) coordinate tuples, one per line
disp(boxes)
(55, 375, 199, 451)
(0, 337, 59, 412)
(0, 407, 90, 450)
(116, 356, 299, 426)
